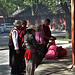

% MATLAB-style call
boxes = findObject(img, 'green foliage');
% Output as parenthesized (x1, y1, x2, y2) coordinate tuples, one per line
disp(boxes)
(61, 0, 69, 4)
(39, 0, 58, 14)
(23, 0, 32, 7)
(40, 0, 70, 14)
(57, 38, 71, 42)
(0, 0, 70, 16)
(0, 0, 17, 15)
(23, 0, 36, 7)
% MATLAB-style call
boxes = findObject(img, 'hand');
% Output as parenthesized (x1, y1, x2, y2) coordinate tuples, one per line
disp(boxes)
(16, 50, 20, 54)
(22, 43, 24, 47)
(49, 38, 54, 40)
(51, 36, 56, 40)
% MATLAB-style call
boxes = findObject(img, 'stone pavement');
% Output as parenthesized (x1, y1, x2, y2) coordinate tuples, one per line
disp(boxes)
(0, 30, 75, 75)
(0, 50, 11, 75)
(34, 38, 74, 75)
(35, 47, 75, 75)
(0, 41, 74, 75)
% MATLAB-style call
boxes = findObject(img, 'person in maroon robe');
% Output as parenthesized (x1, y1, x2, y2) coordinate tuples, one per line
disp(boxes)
(42, 19, 56, 55)
(19, 20, 27, 44)
(18, 20, 27, 72)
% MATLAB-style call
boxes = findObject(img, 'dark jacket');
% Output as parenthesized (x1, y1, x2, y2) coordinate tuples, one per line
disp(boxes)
(24, 33, 42, 50)
(9, 28, 22, 67)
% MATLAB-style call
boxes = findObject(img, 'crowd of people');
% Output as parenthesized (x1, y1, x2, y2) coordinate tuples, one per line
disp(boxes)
(8, 19, 56, 75)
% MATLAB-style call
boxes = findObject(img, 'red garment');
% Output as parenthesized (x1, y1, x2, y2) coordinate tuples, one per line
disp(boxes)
(58, 46, 67, 57)
(18, 27, 27, 50)
(49, 40, 55, 46)
(42, 24, 51, 44)
(18, 27, 27, 43)
(24, 49, 38, 59)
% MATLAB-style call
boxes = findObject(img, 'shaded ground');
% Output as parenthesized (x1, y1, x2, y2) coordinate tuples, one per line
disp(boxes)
(0, 48, 73, 75)
(34, 48, 73, 75)
(0, 30, 75, 75)
(0, 50, 11, 75)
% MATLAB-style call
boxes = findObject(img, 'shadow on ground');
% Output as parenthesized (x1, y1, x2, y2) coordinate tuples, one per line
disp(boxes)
(35, 48, 73, 75)
(0, 65, 11, 75)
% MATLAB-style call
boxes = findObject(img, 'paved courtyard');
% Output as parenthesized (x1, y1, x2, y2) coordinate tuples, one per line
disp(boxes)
(0, 50, 11, 75)
(34, 48, 74, 75)
(0, 30, 75, 75)
(0, 47, 75, 75)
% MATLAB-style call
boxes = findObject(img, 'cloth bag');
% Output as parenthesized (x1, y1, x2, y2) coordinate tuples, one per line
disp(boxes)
(45, 45, 58, 60)
(58, 46, 67, 57)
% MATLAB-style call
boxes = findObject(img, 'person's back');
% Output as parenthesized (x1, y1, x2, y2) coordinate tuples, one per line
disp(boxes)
(24, 33, 39, 50)
(24, 25, 42, 75)
(35, 25, 44, 44)
(35, 31, 43, 43)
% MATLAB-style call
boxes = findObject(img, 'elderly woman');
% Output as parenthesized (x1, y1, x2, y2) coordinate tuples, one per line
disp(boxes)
(24, 25, 42, 75)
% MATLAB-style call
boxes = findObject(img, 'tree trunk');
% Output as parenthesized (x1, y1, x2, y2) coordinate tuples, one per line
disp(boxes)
(3, 14, 6, 23)
(31, 0, 35, 25)
(61, 1, 71, 39)
(31, 0, 39, 25)
(31, 16, 35, 25)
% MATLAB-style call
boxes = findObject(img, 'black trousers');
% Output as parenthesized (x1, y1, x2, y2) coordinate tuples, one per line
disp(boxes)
(9, 46, 23, 75)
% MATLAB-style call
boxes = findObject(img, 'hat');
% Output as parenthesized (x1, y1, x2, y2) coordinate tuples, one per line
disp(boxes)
(27, 25, 36, 31)
(13, 20, 21, 26)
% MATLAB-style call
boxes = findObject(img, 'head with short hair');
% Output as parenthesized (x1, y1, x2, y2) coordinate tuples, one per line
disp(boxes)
(21, 20, 27, 27)
(45, 19, 50, 26)
(37, 25, 43, 32)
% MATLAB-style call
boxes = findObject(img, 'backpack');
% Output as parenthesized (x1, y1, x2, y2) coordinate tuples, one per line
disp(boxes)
(45, 45, 58, 60)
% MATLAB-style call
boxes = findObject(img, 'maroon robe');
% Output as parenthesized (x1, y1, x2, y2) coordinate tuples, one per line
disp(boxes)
(18, 27, 26, 43)
(42, 24, 51, 45)
(18, 27, 27, 70)
(42, 24, 51, 55)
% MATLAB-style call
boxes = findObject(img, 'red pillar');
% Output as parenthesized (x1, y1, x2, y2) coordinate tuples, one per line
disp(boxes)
(71, 0, 75, 65)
